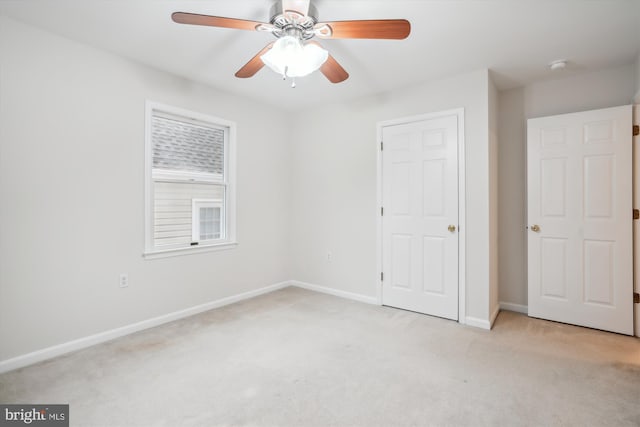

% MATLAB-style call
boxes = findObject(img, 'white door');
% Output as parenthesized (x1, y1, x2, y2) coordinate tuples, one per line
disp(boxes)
(381, 114, 459, 320)
(527, 105, 633, 335)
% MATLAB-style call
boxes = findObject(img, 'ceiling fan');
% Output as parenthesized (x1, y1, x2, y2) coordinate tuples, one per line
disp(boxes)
(172, 0, 410, 85)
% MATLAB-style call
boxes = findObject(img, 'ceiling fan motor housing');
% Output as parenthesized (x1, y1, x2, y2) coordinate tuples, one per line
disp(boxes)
(268, 1, 319, 40)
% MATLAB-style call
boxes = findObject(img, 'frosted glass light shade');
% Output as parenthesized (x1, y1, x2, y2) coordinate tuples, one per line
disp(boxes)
(261, 36, 328, 78)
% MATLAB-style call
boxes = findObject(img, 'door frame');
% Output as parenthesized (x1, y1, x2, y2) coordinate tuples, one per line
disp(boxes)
(376, 108, 467, 323)
(634, 104, 639, 337)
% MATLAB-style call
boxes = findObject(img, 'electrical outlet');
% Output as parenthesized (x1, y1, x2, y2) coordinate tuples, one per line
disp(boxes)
(119, 273, 129, 288)
(327, 251, 333, 263)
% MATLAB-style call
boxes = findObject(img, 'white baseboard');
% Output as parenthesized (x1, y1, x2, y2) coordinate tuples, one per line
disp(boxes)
(467, 303, 527, 330)
(464, 316, 492, 330)
(290, 280, 378, 305)
(1, 280, 510, 373)
(464, 305, 501, 330)
(0, 281, 290, 374)
(499, 301, 528, 314)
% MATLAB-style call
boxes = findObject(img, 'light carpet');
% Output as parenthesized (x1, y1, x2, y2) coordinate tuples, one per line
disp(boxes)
(1, 287, 639, 426)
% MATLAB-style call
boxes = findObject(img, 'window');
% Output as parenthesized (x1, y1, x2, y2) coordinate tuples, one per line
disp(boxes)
(145, 102, 236, 257)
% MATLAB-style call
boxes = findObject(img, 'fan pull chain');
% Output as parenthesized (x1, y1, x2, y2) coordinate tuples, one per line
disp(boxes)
(280, 65, 296, 88)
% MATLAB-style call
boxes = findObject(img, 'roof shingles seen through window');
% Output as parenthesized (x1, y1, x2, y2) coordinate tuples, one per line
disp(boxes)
(152, 116, 224, 174)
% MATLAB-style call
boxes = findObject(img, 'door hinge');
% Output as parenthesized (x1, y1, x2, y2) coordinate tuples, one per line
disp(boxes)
(381, 206, 384, 216)
(380, 141, 384, 151)
(634, 209, 639, 220)
(634, 292, 640, 304)
(381, 272, 384, 281)
(634, 125, 639, 137)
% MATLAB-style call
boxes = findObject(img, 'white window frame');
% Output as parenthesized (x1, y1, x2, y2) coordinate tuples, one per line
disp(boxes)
(192, 199, 224, 242)
(144, 101, 237, 259)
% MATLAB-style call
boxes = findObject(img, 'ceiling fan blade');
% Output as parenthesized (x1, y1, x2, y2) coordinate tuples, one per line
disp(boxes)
(320, 55, 349, 83)
(282, 0, 310, 16)
(235, 43, 275, 78)
(308, 41, 348, 83)
(315, 19, 410, 39)
(172, 12, 266, 31)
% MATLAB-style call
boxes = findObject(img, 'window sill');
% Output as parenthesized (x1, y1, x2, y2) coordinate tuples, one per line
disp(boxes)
(143, 242, 238, 260)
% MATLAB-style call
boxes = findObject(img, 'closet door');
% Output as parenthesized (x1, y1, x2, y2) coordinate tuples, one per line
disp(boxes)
(381, 114, 459, 320)
(527, 105, 633, 335)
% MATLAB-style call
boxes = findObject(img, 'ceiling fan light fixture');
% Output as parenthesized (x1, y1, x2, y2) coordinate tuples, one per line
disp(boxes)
(261, 35, 328, 78)
(172, 4, 411, 85)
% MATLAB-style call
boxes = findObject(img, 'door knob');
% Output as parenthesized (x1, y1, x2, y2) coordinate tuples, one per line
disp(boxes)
(530, 224, 540, 232)
(448, 224, 456, 233)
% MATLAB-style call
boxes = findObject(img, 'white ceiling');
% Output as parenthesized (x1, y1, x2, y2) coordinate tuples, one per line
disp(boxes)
(1, 0, 639, 110)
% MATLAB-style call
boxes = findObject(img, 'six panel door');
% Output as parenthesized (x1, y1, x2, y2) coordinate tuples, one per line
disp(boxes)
(527, 105, 633, 335)
(381, 114, 459, 320)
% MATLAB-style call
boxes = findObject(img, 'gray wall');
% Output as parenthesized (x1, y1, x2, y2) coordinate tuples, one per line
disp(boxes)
(488, 73, 500, 319)
(0, 16, 292, 361)
(289, 69, 495, 324)
(636, 53, 640, 102)
(497, 64, 637, 308)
